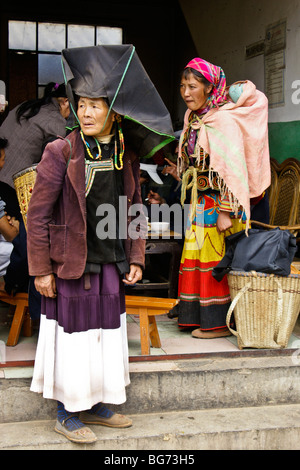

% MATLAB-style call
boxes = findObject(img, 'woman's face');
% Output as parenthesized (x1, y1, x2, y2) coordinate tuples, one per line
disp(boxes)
(180, 73, 213, 111)
(57, 97, 70, 119)
(77, 97, 115, 139)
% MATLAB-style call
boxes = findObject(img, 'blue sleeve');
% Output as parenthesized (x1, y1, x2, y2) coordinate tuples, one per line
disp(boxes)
(0, 198, 6, 219)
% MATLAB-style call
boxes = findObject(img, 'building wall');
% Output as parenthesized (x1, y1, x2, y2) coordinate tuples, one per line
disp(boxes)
(0, 1, 197, 129)
(179, 0, 300, 162)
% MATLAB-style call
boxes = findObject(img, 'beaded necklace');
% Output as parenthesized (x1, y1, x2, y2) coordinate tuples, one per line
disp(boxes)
(114, 115, 124, 170)
(80, 116, 124, 170)
(80, 131, 101, 160)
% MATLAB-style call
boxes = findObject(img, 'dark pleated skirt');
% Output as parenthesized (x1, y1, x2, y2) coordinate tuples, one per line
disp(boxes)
(41, 263, 126, 334)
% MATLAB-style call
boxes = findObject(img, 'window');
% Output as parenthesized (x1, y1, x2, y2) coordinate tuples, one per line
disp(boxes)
(9, 21, 123, 96)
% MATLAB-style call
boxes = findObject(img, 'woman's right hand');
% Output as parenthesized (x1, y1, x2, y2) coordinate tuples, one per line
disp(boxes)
(146, 190, 164, 204)
(34, 274, 57, 298)
(216, 211, 233, 234)
(162, 158, 181, 181)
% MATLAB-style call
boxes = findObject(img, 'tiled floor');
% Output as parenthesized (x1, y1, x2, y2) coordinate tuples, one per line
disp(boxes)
(1, 300, 300, 379)
(128, 312, 300, 356)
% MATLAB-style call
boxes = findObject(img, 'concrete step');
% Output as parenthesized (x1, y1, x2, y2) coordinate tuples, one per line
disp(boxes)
(1, 403, 300, 450)
(1, 353, 300, 423)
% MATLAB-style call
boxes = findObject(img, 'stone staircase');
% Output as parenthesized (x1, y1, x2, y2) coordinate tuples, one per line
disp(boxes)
(1, 352, 300, 450)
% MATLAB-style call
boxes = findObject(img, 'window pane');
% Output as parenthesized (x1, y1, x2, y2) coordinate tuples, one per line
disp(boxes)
(38, 54, 64, 85)
(96, 27, 122, 45)
(68, 25, 95, 48)
(9, 21, 36, 50)
(38, 23, 65, 52)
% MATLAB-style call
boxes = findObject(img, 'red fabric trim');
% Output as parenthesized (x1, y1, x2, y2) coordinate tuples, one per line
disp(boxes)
(178, 324, 228, 330)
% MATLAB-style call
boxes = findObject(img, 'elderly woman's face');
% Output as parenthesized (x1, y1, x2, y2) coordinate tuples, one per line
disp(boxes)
(77, 97, 115, 139)
(180, 73, 212, 111)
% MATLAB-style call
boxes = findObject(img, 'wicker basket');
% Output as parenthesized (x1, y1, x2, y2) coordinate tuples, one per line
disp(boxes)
(13, 165, 37, 230)
(226, 270, 300, 350)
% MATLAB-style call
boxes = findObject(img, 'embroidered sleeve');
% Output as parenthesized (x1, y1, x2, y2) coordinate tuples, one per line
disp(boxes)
(219, 191, 232, 212)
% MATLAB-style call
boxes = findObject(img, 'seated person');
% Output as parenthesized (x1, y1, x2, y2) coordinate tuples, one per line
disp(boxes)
(0, 138, 19, 288)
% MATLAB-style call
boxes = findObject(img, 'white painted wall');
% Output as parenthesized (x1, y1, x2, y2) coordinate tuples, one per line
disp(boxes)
(179, 0, 300, 123)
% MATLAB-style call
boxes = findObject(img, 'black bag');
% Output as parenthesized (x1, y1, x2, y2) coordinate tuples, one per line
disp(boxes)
(212, 228, 297, 281)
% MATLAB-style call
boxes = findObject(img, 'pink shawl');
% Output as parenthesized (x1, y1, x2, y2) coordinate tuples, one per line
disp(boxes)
(179, 80, 271, 227)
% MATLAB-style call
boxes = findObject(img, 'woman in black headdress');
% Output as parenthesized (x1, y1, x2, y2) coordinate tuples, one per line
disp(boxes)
(27, 45, 174, 444)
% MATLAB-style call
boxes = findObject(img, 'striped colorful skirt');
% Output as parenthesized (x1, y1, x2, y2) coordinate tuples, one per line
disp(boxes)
(30, 264, 130, 412)
(176, 191, 246, 331)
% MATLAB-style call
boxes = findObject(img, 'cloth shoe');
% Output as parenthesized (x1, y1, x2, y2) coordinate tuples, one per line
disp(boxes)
(79, 403, 132, 428)
(54, 415, 97, 444)
(192, 327, 231, 339)
(55, 401, 97, 444)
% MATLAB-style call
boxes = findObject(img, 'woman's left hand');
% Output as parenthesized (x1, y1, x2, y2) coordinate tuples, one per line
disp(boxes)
(216, 211, 233, 234)
(123, 264, 143, 285)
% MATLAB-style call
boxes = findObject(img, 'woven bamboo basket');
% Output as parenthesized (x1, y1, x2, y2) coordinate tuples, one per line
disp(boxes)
(13, 165, 37, 230)
(226, 270, 300, 350)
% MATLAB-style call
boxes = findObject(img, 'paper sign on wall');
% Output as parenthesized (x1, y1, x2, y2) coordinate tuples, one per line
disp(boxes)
(264, 19, 286, 108)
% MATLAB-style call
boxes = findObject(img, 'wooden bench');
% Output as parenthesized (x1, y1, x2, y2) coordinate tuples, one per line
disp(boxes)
(0, 290, 178, 354)
(0, 290, 32, 347)
(125, 295, 178, 356)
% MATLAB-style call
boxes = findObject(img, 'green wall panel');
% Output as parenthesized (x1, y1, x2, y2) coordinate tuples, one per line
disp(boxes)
(268, 121, 300, 163)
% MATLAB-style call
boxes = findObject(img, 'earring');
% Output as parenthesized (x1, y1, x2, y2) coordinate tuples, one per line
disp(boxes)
(114, 115, 124, 170)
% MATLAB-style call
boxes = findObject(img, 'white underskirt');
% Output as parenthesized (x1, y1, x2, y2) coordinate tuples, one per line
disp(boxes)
(30, 312, 130, 412)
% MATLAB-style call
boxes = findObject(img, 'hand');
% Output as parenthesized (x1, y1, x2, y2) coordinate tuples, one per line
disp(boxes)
(123, 264, 143, 285)
(162, 158, 181, 181)
(34, 274, 57, 298)
(216, 211, 233, 234)
(7, 216, 19, 232)
(146, 190, 164, 205)
(0, 214, 19, 242)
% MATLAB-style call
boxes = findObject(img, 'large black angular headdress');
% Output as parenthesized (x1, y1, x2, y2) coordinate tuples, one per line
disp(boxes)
(61, 44, 175, 158)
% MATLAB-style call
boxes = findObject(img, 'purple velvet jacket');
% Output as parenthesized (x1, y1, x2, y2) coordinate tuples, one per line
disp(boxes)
(27, 129, 146, 279)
